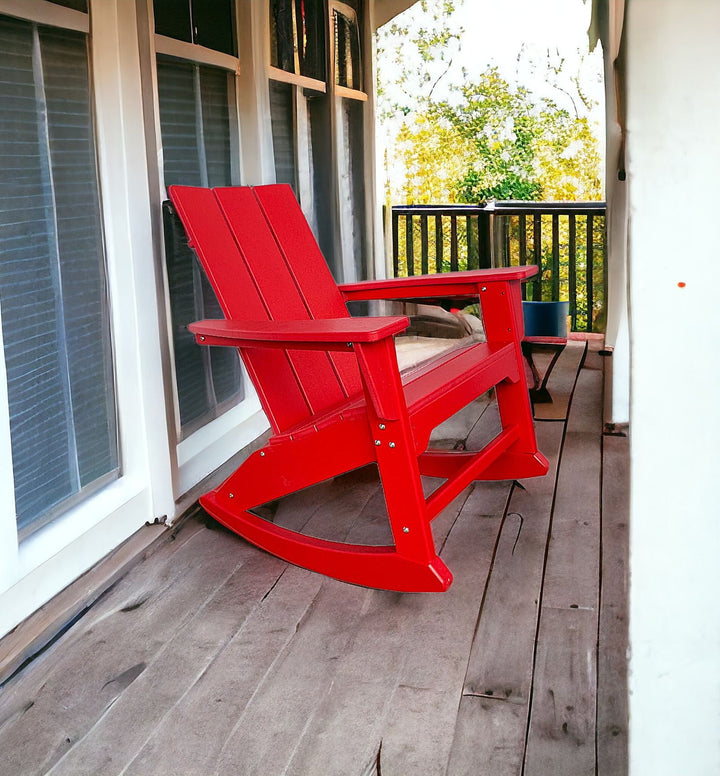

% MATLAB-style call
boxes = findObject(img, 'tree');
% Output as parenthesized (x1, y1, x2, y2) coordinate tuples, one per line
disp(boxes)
(391, 68, 601, 204)
(376, 1, 603, 205)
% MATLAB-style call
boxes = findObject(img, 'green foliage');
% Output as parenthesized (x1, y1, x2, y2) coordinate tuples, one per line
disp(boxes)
(456, 168, 542, 202)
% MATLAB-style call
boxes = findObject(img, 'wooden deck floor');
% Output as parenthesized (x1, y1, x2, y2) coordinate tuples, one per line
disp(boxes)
(0, 339, 628, 776)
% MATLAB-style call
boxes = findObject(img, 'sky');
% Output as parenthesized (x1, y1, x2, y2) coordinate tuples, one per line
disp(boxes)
(452, 0, 604, 120)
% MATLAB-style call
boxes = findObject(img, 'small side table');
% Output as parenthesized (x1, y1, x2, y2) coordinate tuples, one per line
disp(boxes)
(521, 336, 567, 404)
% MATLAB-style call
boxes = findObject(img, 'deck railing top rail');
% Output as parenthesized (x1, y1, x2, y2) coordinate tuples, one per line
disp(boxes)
(392, 201, 606, 214)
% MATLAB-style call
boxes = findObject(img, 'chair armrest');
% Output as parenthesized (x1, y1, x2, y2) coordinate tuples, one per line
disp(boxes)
(188, 316, 410, 350)
(339, 266, 538, 303)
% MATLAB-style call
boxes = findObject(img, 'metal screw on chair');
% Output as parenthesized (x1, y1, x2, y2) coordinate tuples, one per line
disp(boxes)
(229, 493, 234, 499)
(200, 336, 206, 341)
(379, 423, 386, 430)
(481, 286, 487, 292)
(374, 440, 381, 446)
(260, 451, 265, 457)
(402, 526, 409, 533)
(389, 442, 396, 448)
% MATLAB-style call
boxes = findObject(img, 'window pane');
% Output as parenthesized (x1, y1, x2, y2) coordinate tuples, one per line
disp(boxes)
(296, 0, 325, 80)
(270, 0, 325, 80)
(340, 98, 367, 278)
(193, 0, 236, 56)
(156, 58, 202, 185)
(153, 0, 192, 43)
(199, 67, 233, 187)
(306, 93, 336, 273)
(333, 8, 361, 90)
(0, 16, 118, 533)
(154, 0, 236, 54)
(269, 0, 295, 73)
(156, 57, 243, 430)
(269, 80, 297, 189)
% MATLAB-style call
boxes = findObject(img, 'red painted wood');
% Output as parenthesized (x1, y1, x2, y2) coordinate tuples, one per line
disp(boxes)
(251, 185, 364, 397)
(212, 186, 349, 416)
(188, 316, 410, 347)
(168, 184, 548, 592)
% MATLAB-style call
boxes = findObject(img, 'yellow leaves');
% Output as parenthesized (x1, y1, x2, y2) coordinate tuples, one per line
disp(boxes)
(387, 113, 476, 204)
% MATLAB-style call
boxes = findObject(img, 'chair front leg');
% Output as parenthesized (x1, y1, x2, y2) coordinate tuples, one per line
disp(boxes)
(354, 338, 449, 580)
(477, 281, 549, 479)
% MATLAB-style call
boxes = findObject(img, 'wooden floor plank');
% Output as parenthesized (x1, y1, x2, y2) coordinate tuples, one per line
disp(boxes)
(210, 578, 372, 775)
(284, 486, 477, 776)
(597, 435, 629, 776)
(378, 487, 507, 776)
(533, 340, 587, 421)
(46, 550, 288, 776)
(121, 564, 325, 776)
(523, 607, 598, 776)
(523, 356, 603, 776)
(446, 422, 563, 776)
(565, 366, 604, 434)
(0, 521, 168, 687)
(0, 525, 250, 776)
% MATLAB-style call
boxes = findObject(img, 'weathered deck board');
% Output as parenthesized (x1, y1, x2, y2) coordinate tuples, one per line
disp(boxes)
(532, 340, 587, 421)
(597, 434, 629, 776)
(123, 564, 326, 776)
(0, 523, 252, 776)
(446, 423, 564, 776)
(0, 336, 627, 776)
(378, 488, 508, 775)
(523, 364, 603, 775)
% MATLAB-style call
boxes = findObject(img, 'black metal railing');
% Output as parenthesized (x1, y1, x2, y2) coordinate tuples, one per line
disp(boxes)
(390, 201, 606, 333)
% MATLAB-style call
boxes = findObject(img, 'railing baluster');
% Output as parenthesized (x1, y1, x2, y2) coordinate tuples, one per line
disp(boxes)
(569, 213, 577, 331)
(392, 208, 399, 277)
(435, 215, 443, 273)
(420, 215, 429, 275)
(587, 214, 594, 332)
(450, 215, 458, 272)
(552, 213, 560, 302)
(406, 213, 414, 276)
(519, 214, 527, 266)
(533, 213, 542, 301)
(467, 215, 478, 270)
(478, 210, 491, 269)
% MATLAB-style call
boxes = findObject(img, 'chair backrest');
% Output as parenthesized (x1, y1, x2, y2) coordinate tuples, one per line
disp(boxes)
(168, 184, 362, 432)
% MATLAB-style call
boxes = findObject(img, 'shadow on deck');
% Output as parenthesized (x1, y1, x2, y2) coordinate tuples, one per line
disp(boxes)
(0, 339, 628, 776)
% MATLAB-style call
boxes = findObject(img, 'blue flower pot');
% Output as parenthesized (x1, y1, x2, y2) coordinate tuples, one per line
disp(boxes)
(522, 301, 569, 338)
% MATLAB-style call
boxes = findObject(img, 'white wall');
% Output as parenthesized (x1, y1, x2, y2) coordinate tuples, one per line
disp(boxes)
(626, 1, 720, 772)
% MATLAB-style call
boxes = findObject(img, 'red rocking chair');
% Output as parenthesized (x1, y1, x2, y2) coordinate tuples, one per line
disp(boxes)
(168, 184, 548, 592)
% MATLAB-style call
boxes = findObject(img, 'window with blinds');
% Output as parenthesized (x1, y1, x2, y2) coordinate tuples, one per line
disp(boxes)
(0, 15, 119, 536)
(156, 55, 243, 432)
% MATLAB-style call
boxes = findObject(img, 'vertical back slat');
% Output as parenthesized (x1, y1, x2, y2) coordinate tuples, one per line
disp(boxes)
(168, 185, 313, 432)
(249, 184, 362, 397)
(212, 186, 351, 414)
